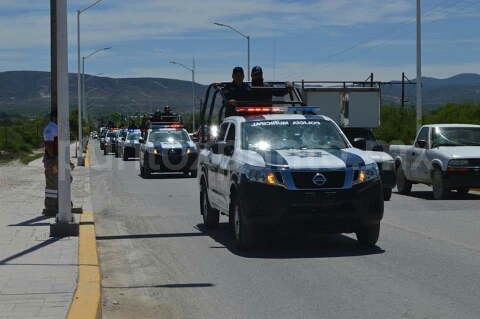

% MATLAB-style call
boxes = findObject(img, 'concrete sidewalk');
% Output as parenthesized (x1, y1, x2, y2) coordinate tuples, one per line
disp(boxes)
(0, 143, 91, 319)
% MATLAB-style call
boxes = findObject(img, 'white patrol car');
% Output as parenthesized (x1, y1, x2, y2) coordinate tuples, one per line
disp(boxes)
(119, 129, 142, 160)
(139, 124, 198, 178)
(198, 107, 384, 249)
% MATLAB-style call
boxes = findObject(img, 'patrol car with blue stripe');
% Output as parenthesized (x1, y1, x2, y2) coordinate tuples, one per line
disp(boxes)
(139, 122, 198, 178)
(198, 82, 384, 249)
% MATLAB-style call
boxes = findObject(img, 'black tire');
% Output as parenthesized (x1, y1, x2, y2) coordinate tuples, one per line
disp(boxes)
(144, 154, 152, 178)
(231, 195, 255, 250)
(456, 187, 470, 196)
(190, 170, 198, 178)
(396, 165, 412, 195)
(432, 168, 449, 200)
(200, 181, 219, 229)
(356, 224, 380, 247)
(383, 188, 392, 201)
(103, 148, 107, 155)
(123, 150, 128, 161)
(115, 148, 119, 158)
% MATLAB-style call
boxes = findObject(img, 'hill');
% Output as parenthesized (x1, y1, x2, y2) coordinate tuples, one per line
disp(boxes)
(1, 71, 479, 118)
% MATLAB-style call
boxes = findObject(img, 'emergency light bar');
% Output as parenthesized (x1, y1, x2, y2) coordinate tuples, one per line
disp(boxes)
(151, 123, 183, 128)
(236, 107, 282, 113)
(287, 106, 321, 113)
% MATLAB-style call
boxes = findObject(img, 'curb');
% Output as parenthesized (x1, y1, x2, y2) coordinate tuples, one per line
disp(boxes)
(67, 140, 102, 319)
(67, 211, 101, 319)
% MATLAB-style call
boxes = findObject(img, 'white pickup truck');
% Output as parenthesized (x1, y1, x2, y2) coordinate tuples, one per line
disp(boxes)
(389, 124, 480, 199)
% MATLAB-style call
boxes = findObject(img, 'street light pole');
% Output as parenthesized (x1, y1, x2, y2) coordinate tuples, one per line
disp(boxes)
(416, 0, 422, 133)
(82, 47, 111, 127)
(214, 22, 250, 81)
(170, 61, 195, 131)
(76, 0, 103, 166)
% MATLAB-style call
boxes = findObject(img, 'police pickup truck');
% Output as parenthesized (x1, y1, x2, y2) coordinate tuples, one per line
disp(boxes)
(139, 120, 198, 178)
(197, 83, 384, 249)
(390, 124, 480, 199)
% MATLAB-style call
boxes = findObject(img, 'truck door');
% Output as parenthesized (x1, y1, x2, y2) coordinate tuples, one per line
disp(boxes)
(217, 123, 236, 211)
(207, 122, 229, 206)
(409, 127, 430, 181)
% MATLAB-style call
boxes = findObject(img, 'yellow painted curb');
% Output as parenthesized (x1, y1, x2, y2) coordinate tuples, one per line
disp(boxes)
(67, 211, 102, 319)
(85, 140, 90, 168)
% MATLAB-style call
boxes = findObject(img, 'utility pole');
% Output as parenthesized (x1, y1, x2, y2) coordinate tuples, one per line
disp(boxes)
(370, 72, 374, 87)
(416, 0, 422, 133)
(402, 72, 405, 107)
(50, 0, 57, 114)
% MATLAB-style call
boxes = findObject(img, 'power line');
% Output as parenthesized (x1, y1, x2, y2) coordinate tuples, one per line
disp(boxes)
(280, 0, 471, 80)
(295, 0, 480, 78)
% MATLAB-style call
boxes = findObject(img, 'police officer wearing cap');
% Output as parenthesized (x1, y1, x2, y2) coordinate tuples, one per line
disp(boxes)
(250, 66, 292, 102)
(222, 66, 252, 117)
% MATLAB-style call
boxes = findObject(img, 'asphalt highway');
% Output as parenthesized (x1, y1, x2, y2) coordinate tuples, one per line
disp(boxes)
(89, 140, 480, 319)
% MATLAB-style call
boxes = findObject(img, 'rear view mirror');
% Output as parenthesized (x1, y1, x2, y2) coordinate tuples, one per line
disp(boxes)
(211, 142, 226, 155)
(139, 139, 145, 144)
(415, 139, 427, 149)
(353, 137, 367, 151)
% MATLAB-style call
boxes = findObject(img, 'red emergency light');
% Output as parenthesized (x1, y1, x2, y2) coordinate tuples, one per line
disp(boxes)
(236, 107, 281, 113)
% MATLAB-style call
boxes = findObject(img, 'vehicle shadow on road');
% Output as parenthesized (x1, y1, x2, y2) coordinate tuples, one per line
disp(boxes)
(196, 223, 385, 259)
(138, 173, 195, 180)
(398, 191, 480, 201)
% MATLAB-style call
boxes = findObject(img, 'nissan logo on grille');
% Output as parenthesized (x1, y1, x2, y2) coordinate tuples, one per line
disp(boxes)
(312, 173, 327, 186)
(169, 149, 176, 155)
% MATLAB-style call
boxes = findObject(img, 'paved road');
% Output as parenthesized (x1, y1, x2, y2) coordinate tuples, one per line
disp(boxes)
(89, 140, 480, 319)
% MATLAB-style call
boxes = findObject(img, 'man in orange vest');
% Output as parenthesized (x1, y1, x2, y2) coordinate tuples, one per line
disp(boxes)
(43, 109, 74, 215)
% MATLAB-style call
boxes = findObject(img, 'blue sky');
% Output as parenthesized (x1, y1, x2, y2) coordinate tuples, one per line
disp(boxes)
(1, 0, 479, 85)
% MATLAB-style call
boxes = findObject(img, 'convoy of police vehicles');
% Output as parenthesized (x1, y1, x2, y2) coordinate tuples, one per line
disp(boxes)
(93, 79, 479, 250)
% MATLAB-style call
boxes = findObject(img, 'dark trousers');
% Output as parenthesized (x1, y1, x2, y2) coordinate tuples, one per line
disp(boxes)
(43, 154, 72, 212)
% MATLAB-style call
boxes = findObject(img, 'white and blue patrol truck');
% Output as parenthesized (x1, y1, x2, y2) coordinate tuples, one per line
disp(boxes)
(139, 121, 198, 178)
(198, 104, 384, 250)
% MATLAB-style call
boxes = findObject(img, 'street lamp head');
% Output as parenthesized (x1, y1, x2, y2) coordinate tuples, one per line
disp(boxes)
(103, 47, 112, 50)
(170, 61, 177, 65)
(214, 22, 224, 26)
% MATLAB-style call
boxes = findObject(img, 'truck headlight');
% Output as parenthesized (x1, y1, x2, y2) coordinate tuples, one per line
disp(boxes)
(355, 163, 379, 184)
(380, 160, 395, 171)
(244, 164, 282, 187)
(449, 159, 468, 166)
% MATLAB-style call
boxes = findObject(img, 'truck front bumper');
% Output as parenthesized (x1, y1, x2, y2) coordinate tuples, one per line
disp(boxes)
(444, 169, 480, 188)
(237, 177, 384, 232)
(380, 170, 397, 189)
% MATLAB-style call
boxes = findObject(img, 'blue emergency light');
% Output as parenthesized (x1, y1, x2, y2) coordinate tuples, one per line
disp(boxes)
(287, 106, 321, 113)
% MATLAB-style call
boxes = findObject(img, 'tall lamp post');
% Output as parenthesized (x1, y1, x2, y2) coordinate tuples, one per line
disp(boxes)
(214, 22, 250, 81)
(170, 61, 196, 131)
(77, 0, 103, 165)
(83, 47, 111, 124)
(416, 0, 422, 133)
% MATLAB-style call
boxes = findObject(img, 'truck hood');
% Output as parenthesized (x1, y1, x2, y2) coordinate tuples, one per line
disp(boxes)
(365, 151, 393, 163)
(151, 141, 194, 149)
(435, 146, 480, 159)
(239, 148, 374, 169)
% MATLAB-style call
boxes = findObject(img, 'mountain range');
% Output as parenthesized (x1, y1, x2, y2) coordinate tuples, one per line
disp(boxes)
(1, 71, 479, 118)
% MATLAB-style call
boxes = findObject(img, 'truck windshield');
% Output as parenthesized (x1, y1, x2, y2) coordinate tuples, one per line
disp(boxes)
(241, 119, 348, 151)
(431, 127, 480, 147)
(148, 130, 189, 143)
(342, 129, 381, 151)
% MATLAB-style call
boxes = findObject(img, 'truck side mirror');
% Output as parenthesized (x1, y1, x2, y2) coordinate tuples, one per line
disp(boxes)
(353, 137, 367, 150)
(211, 141, 226, 155)
(415, 139, 427, 149)
(139, 138, 145, 144)
(372, 145, 383, 152)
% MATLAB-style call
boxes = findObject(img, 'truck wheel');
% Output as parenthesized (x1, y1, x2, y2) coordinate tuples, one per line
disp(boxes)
(356, 224, 380, 247)
(190, 170, 198, 178)
(383, 188, 392, 201)
(201, 181, 219, 229)
(232, 195, 255, 250)
(123, 150, 128, 161)
(103, 148, 107, 155)
(456, 187, 470, 196)
(115, 149, 119, 158)
(396, 165, 412, 195)
(432, 168, 450, 200)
